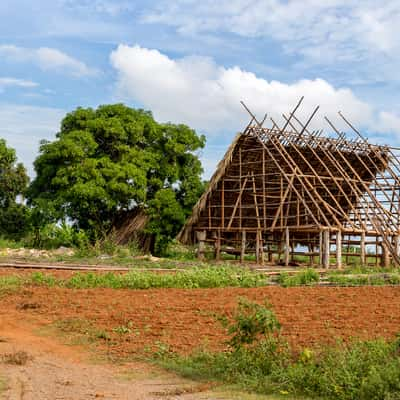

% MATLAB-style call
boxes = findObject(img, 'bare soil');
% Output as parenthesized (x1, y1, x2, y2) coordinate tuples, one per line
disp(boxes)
(0, 314, 216, 399)
(2, 284, 400, 355)
(2, 274, 400, 399)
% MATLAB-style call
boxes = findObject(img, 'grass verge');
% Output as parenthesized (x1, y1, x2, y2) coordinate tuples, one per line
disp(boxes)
(0, 268, 268, 290)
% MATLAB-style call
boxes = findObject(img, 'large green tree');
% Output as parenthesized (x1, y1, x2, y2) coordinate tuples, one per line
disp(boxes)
(28, 104, 206, 254)
(0, 139, 29, 239)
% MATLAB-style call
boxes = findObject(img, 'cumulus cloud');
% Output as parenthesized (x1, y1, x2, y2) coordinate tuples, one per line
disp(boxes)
(0, 77, 38, 92)
(143, 1, 400, 81)
(0, 45, 97, 77)
(110, 44, 381, 135)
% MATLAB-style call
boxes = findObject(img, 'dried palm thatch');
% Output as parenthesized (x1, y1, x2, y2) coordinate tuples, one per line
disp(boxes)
(113, 208, 153, 252)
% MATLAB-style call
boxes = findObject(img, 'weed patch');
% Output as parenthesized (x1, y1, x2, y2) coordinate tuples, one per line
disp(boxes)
(1, 351, 31, 366)
(26, 268, 268, 290)
(158, 298, 400, 400)
(277, 269, 319, 287)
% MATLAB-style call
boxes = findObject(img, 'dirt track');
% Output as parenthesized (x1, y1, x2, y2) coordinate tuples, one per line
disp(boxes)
(2, 284, 400, 398)
(0, 315, 215, 400)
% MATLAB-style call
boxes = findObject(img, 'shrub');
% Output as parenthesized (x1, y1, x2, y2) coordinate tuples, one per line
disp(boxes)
(278, 269, 319, 287)
(160, 298, 400, 400)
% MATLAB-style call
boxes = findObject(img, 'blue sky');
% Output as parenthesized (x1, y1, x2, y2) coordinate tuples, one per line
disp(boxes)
(1, 0, 400, 177)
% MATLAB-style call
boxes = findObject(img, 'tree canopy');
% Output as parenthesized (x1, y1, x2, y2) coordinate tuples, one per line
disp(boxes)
(0, 139, 29, 239)
(28, 104, 206, 254)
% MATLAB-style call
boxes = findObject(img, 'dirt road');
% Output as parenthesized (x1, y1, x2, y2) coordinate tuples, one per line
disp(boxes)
(0, 316, 215, 400)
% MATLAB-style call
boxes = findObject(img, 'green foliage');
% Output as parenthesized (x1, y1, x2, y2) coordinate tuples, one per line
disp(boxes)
(227, 297, 281, 349)
(28, 104, 206, 254)
(160, 299, 400, 400)
(63, 268, 267, 290)
(0, 139, 29, 239)
(326, 273, 400, 286)
(1, 268, 267, 290)
(277, 269, 320, 287)
(18, 221, 91, 250)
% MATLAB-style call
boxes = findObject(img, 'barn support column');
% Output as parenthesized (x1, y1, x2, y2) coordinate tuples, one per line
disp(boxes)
(319, 231, 323, 267)
(259, 231, 265, 266)
(309, 244, 314, 266)
(255, 231, 260, 265)
(394, 234, 400, 260)
(319, 229, 330, 269)
(336, 230, 342, 269)
(240, 230, 246, 264)
(196, 231, 206, 260)
(381, 239, 390, 268)
(284, 227, 290, 267)
(323, 229, 330, 269)
(277, 240, 283, 265)
(215, 230, 221, 261)
(360, 231, 366, 266)
(267, 234, 273, 263)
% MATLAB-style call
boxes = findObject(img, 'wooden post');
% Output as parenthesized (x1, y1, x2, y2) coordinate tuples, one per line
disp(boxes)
(196, 231, 206, 261)
(215, 230, 221, 261)
(267, 235, 273, 262)
(259, 231, 265, 266)
(319, 230, 323, 267)
(309, 244, 314, 266)
(323, 229, 330, 269)
(381, 239, 390, 268)
(240, 230, 246, 264)
(394, 235, 400, 259)
(336, 230, 342, 269)
(284, 227, 290, 267)
(255, 231, 260, 265)
(360, 231, 366, 266)
(277, 239, 283, 265)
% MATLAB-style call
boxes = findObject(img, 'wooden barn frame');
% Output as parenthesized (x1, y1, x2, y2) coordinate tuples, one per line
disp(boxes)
(178, 98, 400, 268)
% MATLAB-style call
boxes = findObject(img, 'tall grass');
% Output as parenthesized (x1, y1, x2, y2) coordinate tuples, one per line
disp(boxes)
(158, 298, 400, 400)
(0, 268, 268, 290)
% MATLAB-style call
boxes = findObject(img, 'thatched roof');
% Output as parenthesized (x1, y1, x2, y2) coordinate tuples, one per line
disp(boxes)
(177, 132, 243, 244)
(177, 125, 391, 245)
(113, 208, 153, 251)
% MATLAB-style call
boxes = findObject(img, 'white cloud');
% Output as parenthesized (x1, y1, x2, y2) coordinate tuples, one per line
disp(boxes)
(110, 44, 380, 135)
(377, 111, 400, 135)
(62, 0, 136, 16)
(0, 104, 65, 176)
(0, 45, 97, 77)
(143, 1, 400, 80)
(0, 77, 38, 92)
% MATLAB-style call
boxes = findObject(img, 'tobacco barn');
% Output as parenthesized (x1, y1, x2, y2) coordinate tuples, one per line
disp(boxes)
(178, 98, 400, 268)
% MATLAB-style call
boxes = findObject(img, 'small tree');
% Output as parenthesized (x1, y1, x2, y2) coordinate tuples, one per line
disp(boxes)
(0, 139, 29, 239)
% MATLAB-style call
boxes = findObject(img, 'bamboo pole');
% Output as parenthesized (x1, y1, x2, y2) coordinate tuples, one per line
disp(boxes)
(323, 229, 330, 269)
(284, 227, 290, 267)
(240, 230, 246, 264)
(336, 231, 342, 269)
(360, 231, 366, 266)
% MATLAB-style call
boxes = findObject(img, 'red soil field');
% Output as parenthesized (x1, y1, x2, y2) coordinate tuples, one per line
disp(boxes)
(2, 284, 400, 356)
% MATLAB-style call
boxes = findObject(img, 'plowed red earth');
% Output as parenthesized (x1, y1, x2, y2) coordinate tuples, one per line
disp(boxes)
(2, 283, 400, 356)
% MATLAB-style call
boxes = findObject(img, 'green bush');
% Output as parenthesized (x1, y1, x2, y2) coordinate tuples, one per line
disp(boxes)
(278, 269, 320, 287)
(160, 298, 400, 400)
(64, 268, 267, 289)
